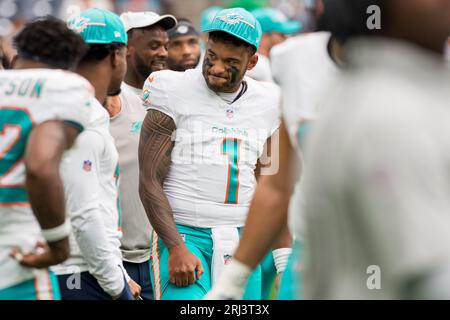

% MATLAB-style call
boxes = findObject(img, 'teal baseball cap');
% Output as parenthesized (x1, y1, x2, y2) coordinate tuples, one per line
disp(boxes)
(67, 8, 127, 45)
(202, 7, 262, 50)
(200, 6, 223, 31)
(252, 8, 301, 34)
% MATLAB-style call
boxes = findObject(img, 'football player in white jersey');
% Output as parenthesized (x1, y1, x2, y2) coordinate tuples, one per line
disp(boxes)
(0, 17, 94, 300)
(139, 8, 281, 300)
(50, 8, 138, 300)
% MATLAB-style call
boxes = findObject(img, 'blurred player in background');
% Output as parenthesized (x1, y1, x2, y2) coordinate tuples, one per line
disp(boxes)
(167, 19, 201, 71)
(247, 7, 301, 82)
(51, 8, 138, 300)
(271, 29, 342, 300)
(0, 17, 93, 300)
(105, 11, 177, 301)
(139, 8, 280, 300)
(302, 0, 450, 299)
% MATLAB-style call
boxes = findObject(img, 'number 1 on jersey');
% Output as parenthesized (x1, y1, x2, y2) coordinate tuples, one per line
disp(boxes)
(222, 138, 241, 204)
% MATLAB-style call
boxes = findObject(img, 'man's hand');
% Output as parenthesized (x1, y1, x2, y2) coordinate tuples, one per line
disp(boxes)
(168, 244, 204, 287)
(10, 238, 70, 269)
(128, 279, 142, 299)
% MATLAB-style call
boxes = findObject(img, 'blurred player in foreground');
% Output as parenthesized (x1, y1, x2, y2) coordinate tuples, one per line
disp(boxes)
(0, 17, 93, 299)
(139, 8, 281, 300)
(301, 0, 450, 299)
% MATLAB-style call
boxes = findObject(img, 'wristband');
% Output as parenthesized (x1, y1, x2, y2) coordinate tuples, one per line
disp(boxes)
(204, 259, 253, 300)
(272, 248, 292, 273)
(41, 219, 71, 242)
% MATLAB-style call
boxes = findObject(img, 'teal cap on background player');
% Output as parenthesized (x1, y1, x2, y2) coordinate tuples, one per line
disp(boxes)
(251, 8, 301, 34)
(67, 8, 127, 45)
(200, 6, 223, 31)
(202, 7, 262, 50)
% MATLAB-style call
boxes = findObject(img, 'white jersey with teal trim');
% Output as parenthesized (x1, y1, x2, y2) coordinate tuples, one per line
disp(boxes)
(270, 32, 339, 241)
(271, 32, 338, 152)
(0, 68, 94, 290)
(143, 69, 280, 228)
(52, 99, 125, 296)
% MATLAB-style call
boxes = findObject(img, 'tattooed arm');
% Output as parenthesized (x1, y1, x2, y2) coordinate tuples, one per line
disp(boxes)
(139, 110, 203, 287)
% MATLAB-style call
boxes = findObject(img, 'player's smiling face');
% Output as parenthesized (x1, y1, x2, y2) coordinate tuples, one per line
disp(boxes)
(203, 38, 258, 93)
(127, 25, 169, 78)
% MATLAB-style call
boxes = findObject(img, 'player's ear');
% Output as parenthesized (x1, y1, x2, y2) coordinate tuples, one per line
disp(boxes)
(246, 53, 258, 71)
(110, 50, 117, 69)
(110, 47, 124, 69)
(126, 44, 134, 58)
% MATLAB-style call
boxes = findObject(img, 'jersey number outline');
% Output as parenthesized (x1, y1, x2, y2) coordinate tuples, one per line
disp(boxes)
(0, 107, 34, 206)
(222, 138, 241, 204)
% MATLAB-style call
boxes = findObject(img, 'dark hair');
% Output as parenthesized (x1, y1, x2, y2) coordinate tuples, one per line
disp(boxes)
(318, 0, 385, 43)
(13, 16, 88, 69)
(79, 42, 125, 64)
(208, 31, 257, 56)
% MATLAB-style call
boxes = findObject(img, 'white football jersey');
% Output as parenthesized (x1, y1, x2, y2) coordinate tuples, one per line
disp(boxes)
(52, 99, 123, 279)
(247, 54, 274, 82)
(271, 32, 338, 152)
(143, 69, 280, 228)
(0, 69, 94, 289)
(270, 32, 339, 240)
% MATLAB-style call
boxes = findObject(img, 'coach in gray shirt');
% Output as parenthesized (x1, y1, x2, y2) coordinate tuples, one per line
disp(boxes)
(106, 11, 177, 300)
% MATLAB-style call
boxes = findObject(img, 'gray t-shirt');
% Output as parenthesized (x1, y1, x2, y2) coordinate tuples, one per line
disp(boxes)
(110, 83, 151, 263)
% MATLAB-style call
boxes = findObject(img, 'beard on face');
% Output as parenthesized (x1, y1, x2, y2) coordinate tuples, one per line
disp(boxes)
(202, 57, 245, 93)
(135, 54, 154, 79)
(135, 53, 167, 78)
(107, 75, 123, 97)
(168, 55, 201, 72)
(107, 88, 121, 96)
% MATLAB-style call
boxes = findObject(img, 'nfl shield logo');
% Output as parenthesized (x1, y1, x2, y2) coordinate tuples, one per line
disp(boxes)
(223, 254, 233, 265)
(82, 160, 92, 172)
(226, 108, 234, 118)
